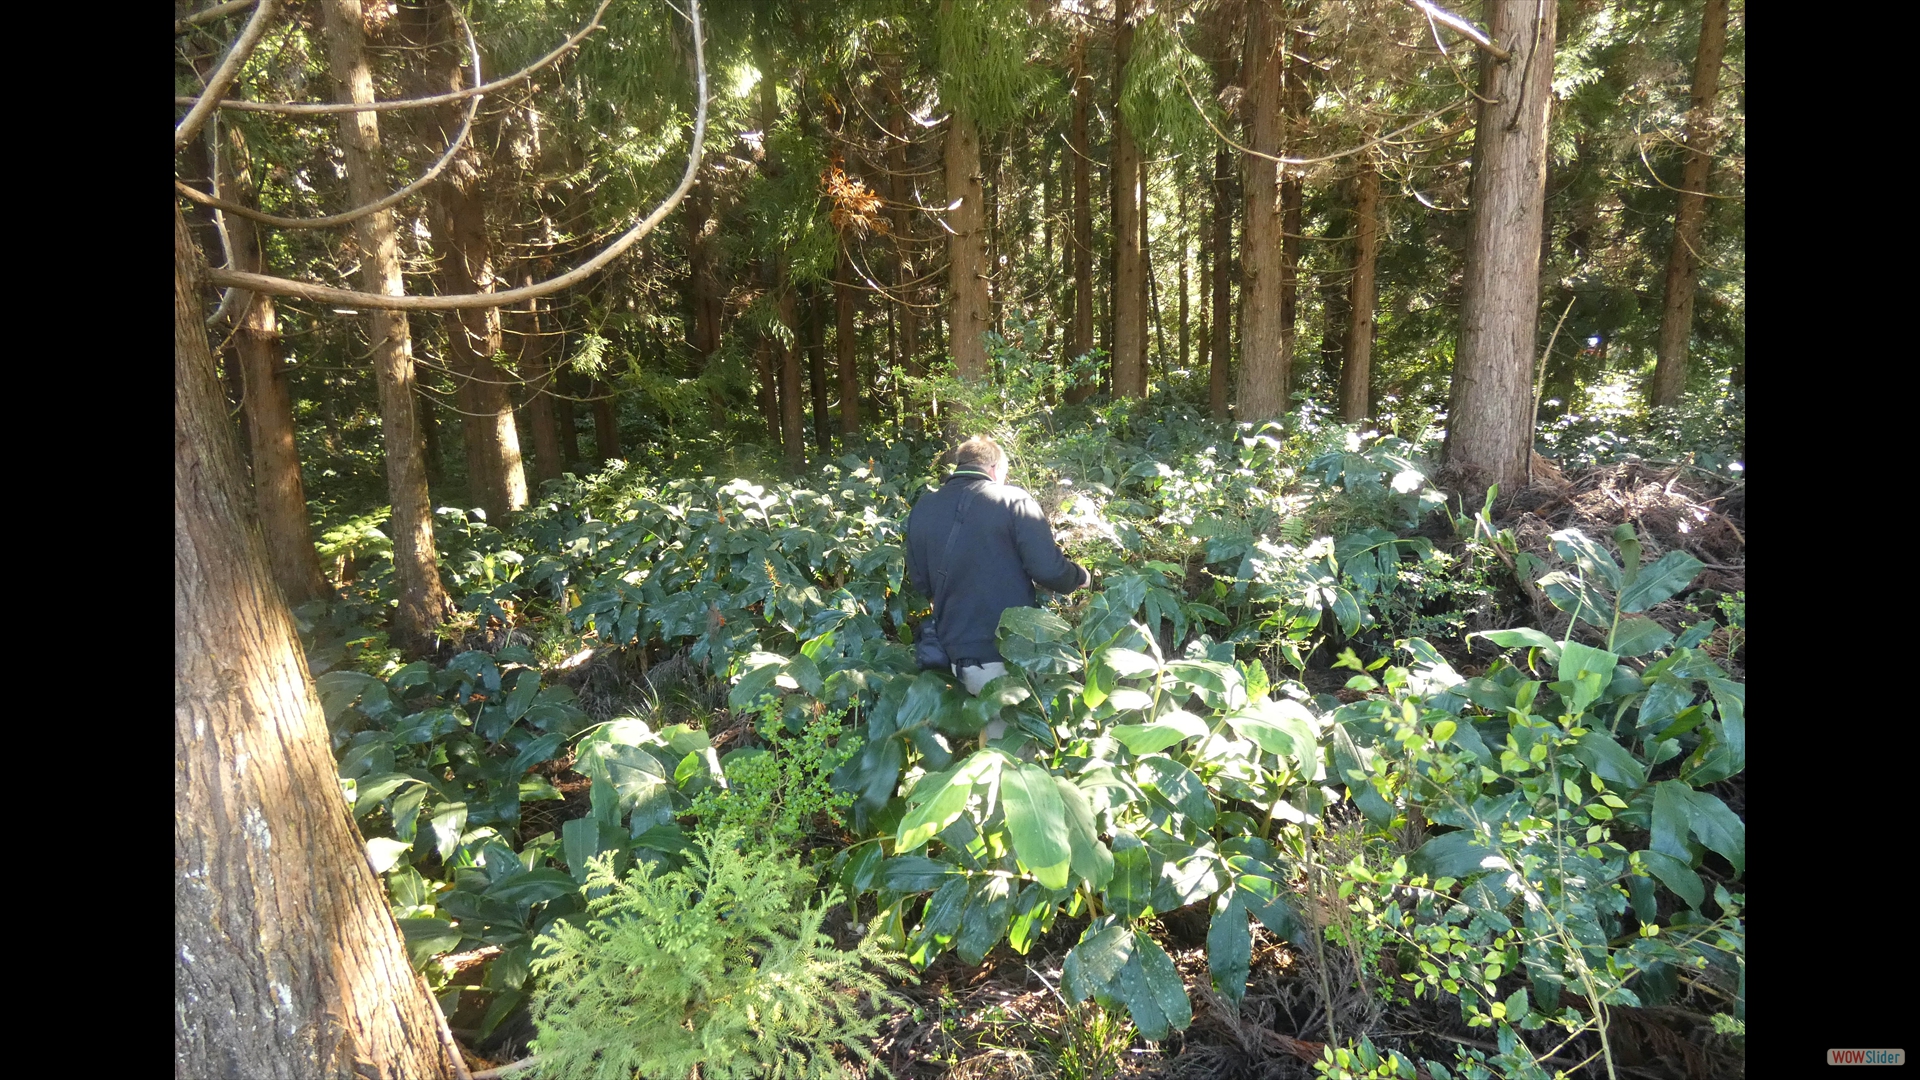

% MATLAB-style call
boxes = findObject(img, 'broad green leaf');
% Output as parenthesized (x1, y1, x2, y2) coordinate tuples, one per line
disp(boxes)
(1409, 831, 1497, 880)
(1054, 776, 1114, 891)
(366, 837, 413, 875)
(353, 773, 418, 818)
(1163, 660, 1242, 708)
(1613, 523, 1643, 584)
(727, 659, 784, 710)
(1136, 756, 1216, 829)
(1082, 659, 1114, 709)
(390, 784, 428, 843)
(1121, 930, 1193, 1040)
(1681, 788, 1745, 874)
(486, 868, 576, 908)
(1110, 710, 1208, 754)
(839, 841, 885, 894)
(897, 670, 952, 728)
(429, 803, 467, 862)
(1649, 781, 1694, 863)
(505, 732, 564, 780)
(1098, 647, 1161, 677)
(954, 875, 1016, 965)
(1538, 571, 1611, 628)
(784, 653, 825, 696)
(897, 752, 1003, 852)
(880, 855, 960, 893)
(1550, 529, 1623, 592)
(915, 876, 969, 948)
(1640, 850, 1704, 909)
(1207, 890, 1252, 1004)
(1610, 617, 1674, 658)
(1571, 731, 1647, 791)
(1472, 628, 1562, 661)
(1106, 687, 1156, 712)
(1618, 551, 1705, 613)
(1062, 922, 1131, 1006)
(397, 918, 462, 968)
(1105, 834, 1155, 918)
(1224, 697, 1318, 768)
(1557, 642, 1618, 715)
(999, 606, 1075, 643)
(1002, 762, 1073, 890)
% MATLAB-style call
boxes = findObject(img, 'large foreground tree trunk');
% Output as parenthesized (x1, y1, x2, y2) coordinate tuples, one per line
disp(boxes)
(176, 208, 458, 1080)
(1649, 0, 1729, 409)
(1442, 0, 1558, 492)
(323, 0, 452, 654)
(217, 133, 332, 608)
(945, 104, 991, 383)
(1340, 152, 1380, 422)
(1110, 0, 1145, 399)
(1236, 0, 1288, 422)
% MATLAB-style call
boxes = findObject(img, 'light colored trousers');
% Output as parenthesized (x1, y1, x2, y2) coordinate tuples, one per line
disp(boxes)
(955, 662, 1011, 740)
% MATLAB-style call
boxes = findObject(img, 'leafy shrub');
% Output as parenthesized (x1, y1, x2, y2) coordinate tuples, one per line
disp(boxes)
(692, 701, 860, 856)
(528, 829, 912, 1080)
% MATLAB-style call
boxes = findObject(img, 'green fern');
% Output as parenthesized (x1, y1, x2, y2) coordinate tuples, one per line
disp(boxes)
(528, 828, 913, 1080)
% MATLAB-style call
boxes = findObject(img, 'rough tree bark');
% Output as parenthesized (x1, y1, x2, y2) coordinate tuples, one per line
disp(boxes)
(409, 0, 526, 525)
(175, 207, 458, 1080)
(1443, 0, 1558, 492)
(807, 283, 831, 452)
(1237, 0, 1289, 422)
(1178, 182, 1190, 372)
(509, 271, 562, 486)
(836, 245, 860, 434)
(778, 285, 806, 469)
(1066, 33, 1097, 403)
(945, 106, 991, 383)
(590, 380, 621, 464)
(1340, 152, 1380, 422)
(882, 62, 922, 383)
(1210, 151, 1234, 419)
(1111, 0, 1145, 398)
(1649, 0, 1729, 408)
(217, 131, 332, 608)
(322, 0, 452, 654)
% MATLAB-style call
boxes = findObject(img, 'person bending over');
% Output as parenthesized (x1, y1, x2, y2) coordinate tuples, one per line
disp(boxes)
(905, 435, 1090, 700)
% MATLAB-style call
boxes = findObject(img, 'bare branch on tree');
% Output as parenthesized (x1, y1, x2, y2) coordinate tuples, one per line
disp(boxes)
(176, 1, 483, 231)
(176, 0, 281, 148)
(176, 0, 259, 34)
(1404, 0, 1511, 62)
(174, 0, 612, 116)
(203, 0, 709, 313)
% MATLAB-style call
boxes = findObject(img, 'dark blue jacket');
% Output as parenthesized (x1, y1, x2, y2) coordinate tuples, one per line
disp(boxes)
(905, 471, 1090, 666)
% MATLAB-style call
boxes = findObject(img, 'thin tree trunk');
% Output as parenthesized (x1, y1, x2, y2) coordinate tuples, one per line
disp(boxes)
(1276, 17, 1308, 393)
(807, 283, 831, 452)
(1210, 145, 1234, 419)
(1443, 0, 1558, 492)
(1143, 162, 1163, 383)
(988, 145, 1003, 337)
(217, 133, 332, 608)
(511, 280, 562, 486)
(407, 0, 525, 525)
(945, 105, 991, 382)
(1112, 0, 1145, 398)
(1178, 181, 1190, 372)
(1650, 0, 1729, 408)
(555, 375, 579, 468)
(589, 380, 620, 464)
(837, 246, 860, 435)
(176, 207, 457, 1080)
(883, 64, 922, 380)
(1066, 33, 1096, 402)
(779, 285, 805, 470)
(322, 0, 450, 654)
(755, 333, 780, 448)
(1237, 0, 1288, 421)
(1340, 152, 1380, 422)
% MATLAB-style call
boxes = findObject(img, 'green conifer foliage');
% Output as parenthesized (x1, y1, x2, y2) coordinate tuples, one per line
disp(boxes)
(528, 829, 912, 1080)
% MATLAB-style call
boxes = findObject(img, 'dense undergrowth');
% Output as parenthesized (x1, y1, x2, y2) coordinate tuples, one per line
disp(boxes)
(302, 394, 1745, 1080)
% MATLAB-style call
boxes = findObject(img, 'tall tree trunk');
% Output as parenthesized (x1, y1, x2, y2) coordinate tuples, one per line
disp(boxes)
(1443, 0, 1558, 492)
(1276, 17, 1308, 389)
(1066, 33, 1096, 403)
(1111, 0, 1145, 398)
(175, 208, 458, 1080)
(510, 279, 562, 486)
(779, 285, 805, 470)
(407, 0, 526, 525)
(555, 374, 580, 468)
(988, 146, 1003, 337)
(1210, 145, 1234, 419)
(1237, 0, 1289, 421)
(755, 333, 781, 448)
(590, 380, 620, 464)
(882, 64, 922, 381)
(1340, 152, 1380, 422)
(322, 0, 451, 654)
(836, 245, 860, 435)
(945, 106, 990, 382)
(1650, 0, 1729, 408)
(807, 283, 831, 452)
(1143, 165, 1163, 380)
(1178, 181, 1190, 372)
(216, 132, 331, 608)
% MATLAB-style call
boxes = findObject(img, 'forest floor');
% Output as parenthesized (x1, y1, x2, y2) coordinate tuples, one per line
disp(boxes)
(450, 456, 1746, 1080)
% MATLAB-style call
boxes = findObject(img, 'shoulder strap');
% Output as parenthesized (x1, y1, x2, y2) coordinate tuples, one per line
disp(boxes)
(933, 484, 983, 594)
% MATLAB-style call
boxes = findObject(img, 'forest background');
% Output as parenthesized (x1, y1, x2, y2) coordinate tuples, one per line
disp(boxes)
(174, 0, 1747, 1078)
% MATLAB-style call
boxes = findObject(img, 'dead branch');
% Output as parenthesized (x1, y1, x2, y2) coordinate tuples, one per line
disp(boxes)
(176, 0, 281, 148)
(174, 0, 612, 116)
(176, 0, 259, 34)
(1404, 0, 1512, 61)
(176, 1, 482, 232)
(201, 0, 708, 313)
